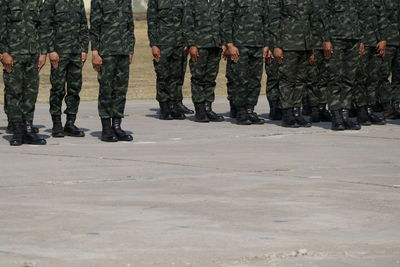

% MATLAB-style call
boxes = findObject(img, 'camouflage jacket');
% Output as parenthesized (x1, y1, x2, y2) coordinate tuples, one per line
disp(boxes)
(358, 0, 388, 47)
(0, 0, 46, 55)
(382, 0, 400, 46)
(221, 0, 269, 47)
(268, 0, 322, 51)
(90, 0, 135, 56)
(147, 0, 185, 47)
(41, 0, 89, 54)
(183, 0, 223, 48)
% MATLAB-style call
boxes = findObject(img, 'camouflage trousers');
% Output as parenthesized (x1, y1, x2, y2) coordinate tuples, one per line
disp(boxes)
(325, 40, 359, 110)
(189, 47, 221, 103)
(229, 47, 264, 107)
(265, 59, 280, 103)
(226, 58, 234, 101)
(378, 46, 400, 103)
(98, 55, 130, 118)
(49, 53, 83, 116)
(304, 50, 328, 107)
(177, 51, 188, 101)
(278, 50, 309, 109)
(154, 46, 185, 103)
(353, 46, 384, 107)
(3, 54, 39, 123)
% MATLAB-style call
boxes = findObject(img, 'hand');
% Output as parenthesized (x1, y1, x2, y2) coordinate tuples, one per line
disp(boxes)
(92, 51, 103, 72)
(309, 53, 315, 65)
(376, 40, 387, 58)
(189, 46, 199, 62)
(227, 43, 240, 63)
(2, 53, 14, 73)
(81, 52, 87, 65)
(221, 45, 227, 60)
(49, 52, 60, 69)
(38, 54, 47, 72)
(184, 46, 189, 56)
(323, 41, 333, 59)
(129, 54, 133, 64)
(151, 46, 161, 62)
(273, 47, 283, 64)
(359, 43, 365, 56)
(262, 46, 271, 64)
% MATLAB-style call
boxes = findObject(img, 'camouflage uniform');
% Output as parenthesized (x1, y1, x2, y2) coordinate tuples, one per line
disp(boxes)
(221, 0, 268, 108)
(147, 0, 185, 103)
(183, 0, 222, 104)
(90, 0, 135, 119)
(41, 0, 89, 117)
(266, 60, 280, 105)
(0, 0, 46, 123)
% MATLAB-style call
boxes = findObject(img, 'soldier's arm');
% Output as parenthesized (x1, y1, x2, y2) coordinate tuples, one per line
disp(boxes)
(182, 0, 195, 47)
(128, 1, 135, 55)
(90, 0, 102, 53)
(38, 0, 55, 54)
(267, 0, 281, 49)
(147, 0, 159, 47)
(0, 0, 6, 55)
(80, 0, 89, 54)
(375, 0, 388, 42)
(221, 0, 235, 45)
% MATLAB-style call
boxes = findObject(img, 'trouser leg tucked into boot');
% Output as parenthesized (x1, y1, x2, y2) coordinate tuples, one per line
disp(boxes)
(51, 115, 64, 138)
(205, 101, 224, 122)
(194, 102, 209, 123)
(64, 114, 85, 137)
(112, 118, 133, 141)
(169, 101, 186, 120)
(236, 106, 252, 125)
(9, 122, 24, 146)
(293, 107, 311, 127)
(281, 108, 300, 128)
(23, 120, 46, 145)
(101, 118, 118, 142)
(319, 104, 332, 122)
(342, 109, 361, 130)
(159, 102, 173, 120)
(246, 105, 264, 125)
(331, 110, 345, 131)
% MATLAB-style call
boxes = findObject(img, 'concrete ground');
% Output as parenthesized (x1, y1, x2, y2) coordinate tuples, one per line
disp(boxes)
(0, 97, 399, 267)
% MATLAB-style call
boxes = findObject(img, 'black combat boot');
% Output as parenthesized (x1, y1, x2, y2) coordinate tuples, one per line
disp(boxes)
(101, 118, 118, 142)
(393, 101, 400, 119)
(229, 100, 237, 118)
(342, 109, 361, 130)
(64, 114, 85, 137)
(159, 102, 173, 120)
(51, 115, 64, 138)
(236, 106, 252, 125)
(293, 107, 311, 127)
(176, 101, 194, 114)
(356, 106, 371, 126)
(331, 110, 345, 131)
(246, 105, 265, 124)
(382, 102, 397, 119)
(281, 108, 300, 128)
(367, 107, 386, 125)
(194, 102, 210, 123)
(268, 99, 282, 120)
(319, 104, 332, 122)
(310, 106, 321, 122)
(9, 122, 24, 146)
(23, 120, 46, 145)
(205, 101, 224, 122)
(169, 101, 186, 120)
(112, 118, 133, 141)
(6, 121, 13, 134)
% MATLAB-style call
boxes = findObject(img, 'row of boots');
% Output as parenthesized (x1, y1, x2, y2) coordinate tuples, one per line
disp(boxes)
(9, 120, 46, 146)
(229, 103, 265, 125)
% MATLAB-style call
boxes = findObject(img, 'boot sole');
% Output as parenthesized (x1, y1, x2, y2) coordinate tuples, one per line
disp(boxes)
(64, 132, 85, 137)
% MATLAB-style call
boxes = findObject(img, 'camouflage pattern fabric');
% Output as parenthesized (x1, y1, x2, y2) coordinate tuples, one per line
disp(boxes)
(228, 47, 264, 107)
(154, 46, 186, 103)
(49, 54, 83, 116)
(189, 47, 221, 103)
(4, 54, 40, 123)
(177, 53, 188, 101)
(41, 0, 89, 54)
(265, 59, 280, 103)
(97, 55, 130, 118)
(307, 50, 328, 107)
(226, 59, 234, 102)
(90, 0, 135, 56)
(382, 0, 400, 47)
(147, 0, 184, 48)
(378, 46, 400, 103)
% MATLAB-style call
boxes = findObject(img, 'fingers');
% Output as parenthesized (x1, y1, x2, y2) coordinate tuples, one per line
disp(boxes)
(153, 53, 160, 62)
(4, 63, 13, 73)
(51, 60, 59, 70)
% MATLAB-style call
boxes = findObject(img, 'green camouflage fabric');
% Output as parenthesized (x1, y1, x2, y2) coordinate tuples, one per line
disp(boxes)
(154, 46, 186, 102)
(98, 55, 130, 118)
(221, 0, 268, 47)
(183, 0, 222, 48)
(189, 47, 221, 103)
(41, 0, 89, 54)
(392, 53, 400, 102)
(90, 0, 135, 56)
(378, 46, 400, 103)
(382, 0, 400, 47)
(49, 54, 83, 116)
(265, 60, 280, 103)
(3, 55, 40, 122)
(228, 47, 264, 107)
(177, 53, 188, 101)
(226, 59, 234, 101)
(306, 50, 328, 107)
(147, 0, 185, 47)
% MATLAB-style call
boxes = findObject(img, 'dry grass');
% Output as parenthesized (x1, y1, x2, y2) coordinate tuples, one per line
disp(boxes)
(0, 21, 266, 104)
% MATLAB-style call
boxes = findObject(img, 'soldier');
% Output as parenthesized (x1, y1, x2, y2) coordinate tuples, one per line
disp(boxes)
(41, 0, 89, 138)
(353, 0, 387, 125)
(269, 0, 320, 127)
(90, 0, 135, 142)
(221, 0, 270, 125)
(147, 0, 186, 120)
(183, 0, 225, 123)
(378, 0, 400, 119)
(0, 0, 47, 146)
(321, 0, 364, 130)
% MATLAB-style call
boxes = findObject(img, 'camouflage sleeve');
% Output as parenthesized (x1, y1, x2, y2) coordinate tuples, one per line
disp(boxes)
(375, 0, 388, 42)
(319, 0, 332, 42)
(0, 0, 6, 54)
(183, 0, 195, 46)
(37, 0, 48, 55)
(268, 0, 281, 48)
(263, 0, 270, 47)
(147, 0, 158, 47)
(80, 0, 89, 53)
(128, 1, 135, 54)
(356, 0, 366, 43)
(38, 0, 54, 54)
(310, 0, 328, 45)
(90, 0, 102, 51)
(221, 0, 236, 44)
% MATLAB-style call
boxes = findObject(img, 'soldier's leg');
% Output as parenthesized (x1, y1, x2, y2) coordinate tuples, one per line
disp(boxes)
(176, 50, 193, 114)
(313, 50, 331, 122)
(266, 59, 281, 120)
(226, 59, 236, 117)
(245, 47, 264, 124)
(63, 53, 85, 137)
(378, 46, 397, 118)
(353, 47, 371, 125)
(294, 51, 312, 127)
(390, 47, 400, 117)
